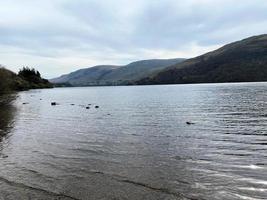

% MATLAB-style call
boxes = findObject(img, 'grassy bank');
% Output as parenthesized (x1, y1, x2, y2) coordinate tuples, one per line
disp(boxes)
(0, 67, 53, 97)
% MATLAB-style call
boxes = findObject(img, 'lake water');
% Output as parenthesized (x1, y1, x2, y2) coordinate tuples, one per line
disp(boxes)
(0, 83, 267, 200)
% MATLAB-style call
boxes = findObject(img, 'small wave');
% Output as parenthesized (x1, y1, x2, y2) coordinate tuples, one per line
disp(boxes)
(84, 170, 197, 200)
(217, 191, 263, 200)
(237, 164, 264, 170)
(231, 193, 263, 200)
(238, 187, 267, 192)
(240, 177, 267, 186)
(0, 175, 79, 200)
(119, 179, 192, 199)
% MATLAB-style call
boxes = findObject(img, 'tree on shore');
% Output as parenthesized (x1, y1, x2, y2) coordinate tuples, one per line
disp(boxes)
(18, 67, 41, 83)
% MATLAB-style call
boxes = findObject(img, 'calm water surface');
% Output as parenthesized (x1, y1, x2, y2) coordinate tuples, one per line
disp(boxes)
(0, 83, 267, 200)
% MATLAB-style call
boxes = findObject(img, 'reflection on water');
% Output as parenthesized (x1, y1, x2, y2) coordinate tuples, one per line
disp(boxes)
(0, 83, 267, 200)
(0, 97, 16, 142)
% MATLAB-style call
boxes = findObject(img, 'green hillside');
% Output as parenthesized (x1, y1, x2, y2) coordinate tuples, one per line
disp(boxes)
(136, 34, 267, 85)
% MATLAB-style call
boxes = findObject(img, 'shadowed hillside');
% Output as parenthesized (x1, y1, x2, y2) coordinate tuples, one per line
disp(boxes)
(136, 34, 267, 85)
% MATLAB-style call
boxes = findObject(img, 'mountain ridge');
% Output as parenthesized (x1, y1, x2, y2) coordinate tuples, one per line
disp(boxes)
(50, 58, 185, 86)
(136, 34, 267, 85)
(51, 34, 267, 86)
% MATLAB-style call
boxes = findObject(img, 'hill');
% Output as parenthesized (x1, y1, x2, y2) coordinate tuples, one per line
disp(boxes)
(50, 58, 185, 86)
(51, 65, 120, 86)
(0, 67, 53, 96)
(136, 34, 267, 85)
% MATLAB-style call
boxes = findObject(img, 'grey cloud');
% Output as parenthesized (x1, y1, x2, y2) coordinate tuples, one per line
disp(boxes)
(133, 0, 267, 48)
(0, 0, 267, 78)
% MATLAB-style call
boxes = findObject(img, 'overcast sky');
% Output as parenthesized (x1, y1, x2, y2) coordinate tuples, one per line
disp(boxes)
(1, 0, 267, 78)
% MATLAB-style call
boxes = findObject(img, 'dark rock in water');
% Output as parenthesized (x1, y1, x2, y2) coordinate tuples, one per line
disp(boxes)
(40, 99, 42, 100)
(86, 106, 90, 109)
(51, 102, 57, 106)
(70, 104, 75, 106)
(95, 106, 99, 108)
(22, 102, 29, 105)
(2, 155, 8, 158)
(186, 121, 195, 125)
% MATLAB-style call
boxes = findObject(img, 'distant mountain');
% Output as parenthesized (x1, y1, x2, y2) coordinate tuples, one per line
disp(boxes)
(136, 34, 267, 85)
(51, 65, 120, 86)
(50, 58, 185, 86)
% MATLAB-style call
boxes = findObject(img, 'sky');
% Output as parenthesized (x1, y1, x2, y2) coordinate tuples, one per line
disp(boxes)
(0, 0, 267, 78)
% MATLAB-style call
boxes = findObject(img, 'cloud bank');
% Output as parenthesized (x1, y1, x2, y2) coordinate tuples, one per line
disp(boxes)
(0, 0, 267, 78)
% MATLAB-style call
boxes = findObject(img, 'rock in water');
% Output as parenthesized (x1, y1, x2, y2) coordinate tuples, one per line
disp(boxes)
(186, 121, 195, 125)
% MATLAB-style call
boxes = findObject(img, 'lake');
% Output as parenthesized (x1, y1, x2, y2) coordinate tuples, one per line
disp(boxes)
(0, 83, 267, 200)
